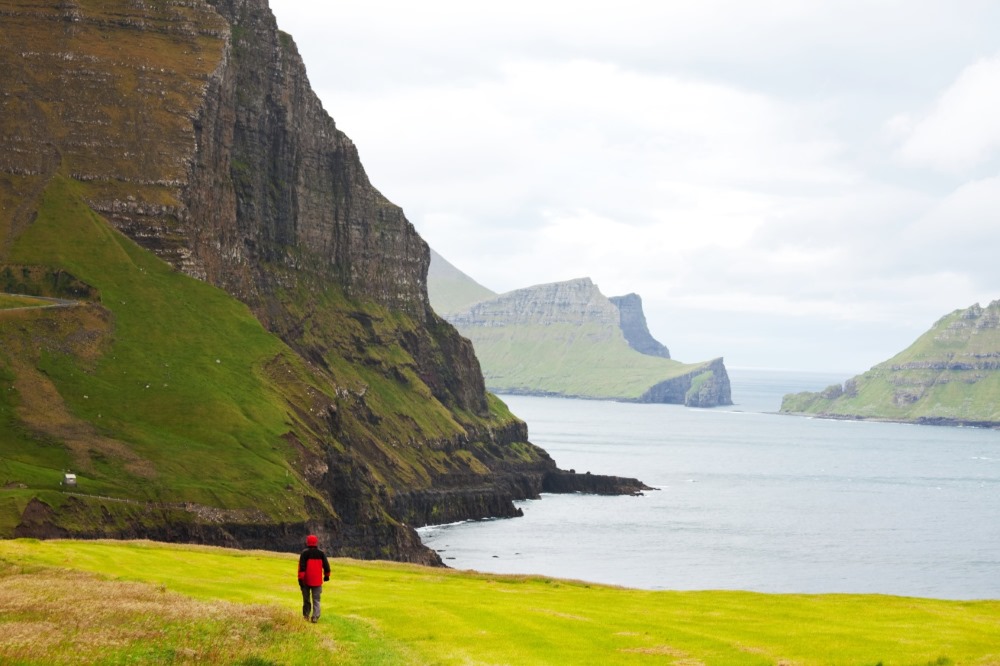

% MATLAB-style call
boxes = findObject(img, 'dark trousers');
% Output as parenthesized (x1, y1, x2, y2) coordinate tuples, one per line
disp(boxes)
(300, 584, 322, 619)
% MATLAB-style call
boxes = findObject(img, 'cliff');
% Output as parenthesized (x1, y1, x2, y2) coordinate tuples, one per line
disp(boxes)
(609, 293, 670, 359)
(443, 278, 732, 406)
(781, 300, 1000, 426)
(0, 0, 644, 562)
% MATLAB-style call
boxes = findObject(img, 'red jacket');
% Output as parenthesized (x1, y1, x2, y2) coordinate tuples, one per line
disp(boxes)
(298, 547, 331, 587)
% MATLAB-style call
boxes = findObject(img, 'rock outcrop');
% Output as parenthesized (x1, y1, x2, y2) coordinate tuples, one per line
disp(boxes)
(442, 277, 731, 406)
(781, 300, 1000, 426)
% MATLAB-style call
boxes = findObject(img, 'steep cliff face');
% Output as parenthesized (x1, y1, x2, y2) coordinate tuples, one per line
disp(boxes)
(188, 0, 488, 416)
(0, 0, 646, 561)
(640, 357, 731, 407)
(443, 278, 731, 406)
(781, 300, 1000, 425)
(609, 293, 670, 359)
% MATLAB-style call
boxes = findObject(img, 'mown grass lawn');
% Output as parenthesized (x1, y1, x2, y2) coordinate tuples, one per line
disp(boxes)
(1, 539, 998, 665)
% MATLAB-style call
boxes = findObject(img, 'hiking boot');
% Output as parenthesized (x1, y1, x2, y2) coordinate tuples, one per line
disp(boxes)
(311, 617, 318, 623)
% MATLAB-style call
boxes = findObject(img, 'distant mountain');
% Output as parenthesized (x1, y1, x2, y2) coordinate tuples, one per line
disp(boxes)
(427, 249, 496, 314)
(781, 300, 1000, 425)
(441, 276, 731, 406)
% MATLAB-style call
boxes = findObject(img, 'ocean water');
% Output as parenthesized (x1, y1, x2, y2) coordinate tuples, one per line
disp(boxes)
(418, 369, 1000, 599)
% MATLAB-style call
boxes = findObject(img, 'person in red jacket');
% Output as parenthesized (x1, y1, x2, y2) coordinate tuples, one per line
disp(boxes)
(298, 534, 331, 623)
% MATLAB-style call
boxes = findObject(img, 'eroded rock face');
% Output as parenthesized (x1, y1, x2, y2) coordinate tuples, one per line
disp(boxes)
(184, 0, 488, 416)
(189, 0, 430, 316)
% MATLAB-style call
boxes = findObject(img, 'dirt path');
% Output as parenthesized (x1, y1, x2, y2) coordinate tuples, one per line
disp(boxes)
(0, 294, 79, 312)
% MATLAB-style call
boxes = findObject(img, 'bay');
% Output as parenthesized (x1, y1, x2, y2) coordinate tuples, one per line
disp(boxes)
(418, 369, 1000, 599)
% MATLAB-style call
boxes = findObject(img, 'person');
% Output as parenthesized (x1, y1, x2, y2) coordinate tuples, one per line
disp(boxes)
(298, 534, 331, 623)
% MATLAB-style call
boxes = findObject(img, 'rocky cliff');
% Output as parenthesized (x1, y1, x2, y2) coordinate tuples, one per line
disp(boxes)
(609, 293, 670, 359)
(781, 300, 1000, 425)
(443, 278, 731, 406)
(448, 278, 621, 329)
(0, 0, 645, 561)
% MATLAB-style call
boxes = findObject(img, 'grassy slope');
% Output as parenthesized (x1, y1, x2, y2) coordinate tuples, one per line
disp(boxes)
(1, 539, 998, 665)
(782, 307, 1000, 422)
(0, 174, 543, 537)
(464, 322, 713, 399)
(426, 249, 497, 315)
(0, 174, 322, 520)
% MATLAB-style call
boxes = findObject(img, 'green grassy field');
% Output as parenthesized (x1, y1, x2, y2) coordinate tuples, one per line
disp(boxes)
(1, 539, 997, 665)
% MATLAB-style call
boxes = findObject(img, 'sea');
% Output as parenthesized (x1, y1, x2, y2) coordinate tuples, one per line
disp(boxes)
(417, 368, 1000, 599)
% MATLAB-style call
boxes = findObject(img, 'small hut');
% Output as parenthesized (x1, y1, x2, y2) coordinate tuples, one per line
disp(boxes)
(62, 473, 77, 487)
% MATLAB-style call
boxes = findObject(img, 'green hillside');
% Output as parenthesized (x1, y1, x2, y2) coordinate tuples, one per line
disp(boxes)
(0, 174, 538, 551)
(427, 248, 496, 315)
(467, 321, 719, 400)
(2, 539, 998, 665)
(441, 277, 732, 405)
(781, 301, 1000, 424)
(1, 175, 308, 515)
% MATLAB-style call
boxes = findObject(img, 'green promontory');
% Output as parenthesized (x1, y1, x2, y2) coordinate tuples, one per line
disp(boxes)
(781, 300, 1000, 425)
(440, 276, 732, 406)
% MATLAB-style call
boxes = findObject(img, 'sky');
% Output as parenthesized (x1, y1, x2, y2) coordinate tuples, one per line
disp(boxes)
(268, 0, 1000, 374)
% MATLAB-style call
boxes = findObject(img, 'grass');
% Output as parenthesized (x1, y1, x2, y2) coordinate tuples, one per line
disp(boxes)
(1, 174, 318, 518)
(0, 539, 998, 665)
(426, 249, 497, 315)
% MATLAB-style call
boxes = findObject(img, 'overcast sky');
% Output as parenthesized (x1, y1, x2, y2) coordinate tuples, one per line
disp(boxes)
(268, 1, 1000, 374)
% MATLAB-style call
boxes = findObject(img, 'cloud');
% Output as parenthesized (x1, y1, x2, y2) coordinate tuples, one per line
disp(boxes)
(318, 56, 855, 292)
(898, 173, 1000, 290)
(889, 53, 1000, 173)
(267, 0, 1000, 370)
